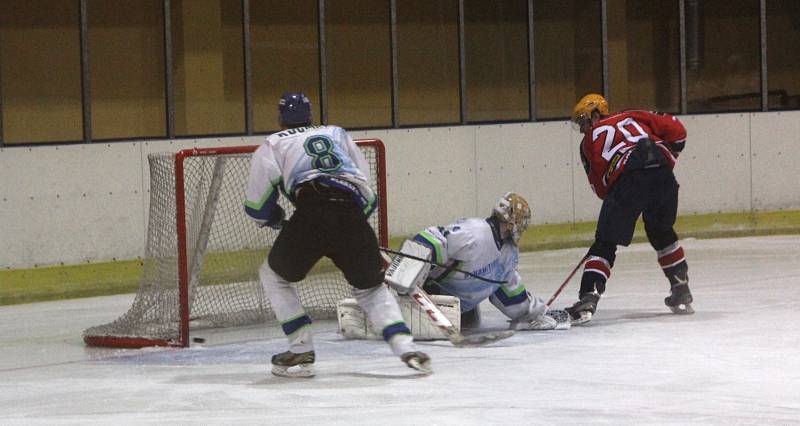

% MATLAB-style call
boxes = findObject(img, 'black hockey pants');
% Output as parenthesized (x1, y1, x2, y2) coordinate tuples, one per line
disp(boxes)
(268, 182, 384, 290)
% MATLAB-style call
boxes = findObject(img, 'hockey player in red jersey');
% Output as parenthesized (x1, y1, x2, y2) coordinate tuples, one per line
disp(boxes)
(565, 93, 693, 324)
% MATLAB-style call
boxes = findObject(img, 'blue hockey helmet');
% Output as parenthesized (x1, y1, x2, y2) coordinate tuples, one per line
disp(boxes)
(278, 92, 312, 126)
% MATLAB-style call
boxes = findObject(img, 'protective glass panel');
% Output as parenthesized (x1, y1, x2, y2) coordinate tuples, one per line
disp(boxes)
(396, 0, 460, 126)
(251, 0, 320, 133)
(607, 0, 680, 113)
(464, 0, 528, 123)
(767, 0, 800, 110)
(89, 0, 166, 139)
(0, 0, 82, 144)
(686, 0, 760, 113)
(326, 0, 392, 128)
(171, 0, 245, 136)
(534, 0, 602, 119)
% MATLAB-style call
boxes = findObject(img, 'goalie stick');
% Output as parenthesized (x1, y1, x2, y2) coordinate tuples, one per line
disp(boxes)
(380, 246, 507, 285)
(379, 250, 513, 347)
(545, 253, 589, 307)
(407, 286, 515, 347)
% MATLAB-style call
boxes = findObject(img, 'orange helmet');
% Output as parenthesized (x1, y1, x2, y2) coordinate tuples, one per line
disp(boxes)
(571, 93, 609, 125)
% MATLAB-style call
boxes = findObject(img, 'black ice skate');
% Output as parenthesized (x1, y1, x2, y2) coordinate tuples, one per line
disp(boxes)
(565, 292, 600, 325)
(401, 351, 432, 374)
(460, 306, 481, 329)
(271, 350, 315, 378)
(665, 283, 694, 315)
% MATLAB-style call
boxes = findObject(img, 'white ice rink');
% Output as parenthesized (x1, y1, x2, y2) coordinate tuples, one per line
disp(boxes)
(1, 235, 799, 425)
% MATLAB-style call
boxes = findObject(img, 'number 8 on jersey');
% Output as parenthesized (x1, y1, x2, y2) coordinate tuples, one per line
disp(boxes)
(305, 136, 342, 172)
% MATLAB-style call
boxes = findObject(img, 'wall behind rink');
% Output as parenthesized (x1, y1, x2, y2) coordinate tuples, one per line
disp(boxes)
(1, 111, 798, 268)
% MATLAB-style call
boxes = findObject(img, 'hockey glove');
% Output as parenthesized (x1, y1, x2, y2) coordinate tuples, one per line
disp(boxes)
(666, 140, 685, 158)
(261, 204, 285, 230)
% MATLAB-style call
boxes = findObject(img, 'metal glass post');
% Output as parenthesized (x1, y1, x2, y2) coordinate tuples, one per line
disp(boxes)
(601, 0, 609, 99)
(318, 0, 328, 125)
(242, 0, 253, 134)
(527, 0, 535, 121)
(759, 0, 768, 112)
(390, 0, 399, 128)
(458, 0, 466, 124)
(679, 0, 689, 114)
(164, 0, 175, 138)
(80, 0, 92, 143)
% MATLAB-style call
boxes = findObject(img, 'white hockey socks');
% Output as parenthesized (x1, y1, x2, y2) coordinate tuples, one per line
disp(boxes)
(352, 285, 416, 354)
(259, 261, 313, 353)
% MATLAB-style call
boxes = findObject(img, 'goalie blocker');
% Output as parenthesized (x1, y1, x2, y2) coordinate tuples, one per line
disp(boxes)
(384, 239, 432, 295)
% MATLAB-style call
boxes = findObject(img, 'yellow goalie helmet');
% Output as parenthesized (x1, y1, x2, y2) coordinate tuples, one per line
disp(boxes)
(571, 93, 609, 126)
(492, 192, 532, 245)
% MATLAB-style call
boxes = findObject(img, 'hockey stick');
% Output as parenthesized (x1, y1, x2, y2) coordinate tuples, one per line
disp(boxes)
(379, 246, 507, 285)
(407, 286, 515, 347)
(545, 253, 589, 307)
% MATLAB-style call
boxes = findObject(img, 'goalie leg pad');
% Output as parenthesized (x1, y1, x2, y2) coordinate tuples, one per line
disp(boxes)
(399, 293, 460, 340)
(337, 294, 461, 341)
(337, 298, 379, 340)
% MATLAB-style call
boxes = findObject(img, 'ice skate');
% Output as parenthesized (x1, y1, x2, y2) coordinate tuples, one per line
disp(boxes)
(401, 351, 432, 374)
(460, 306, 481, 329)
(665, 283, 694, 314)
(271, 350, 315, 378)
(565, 292, 600, 325)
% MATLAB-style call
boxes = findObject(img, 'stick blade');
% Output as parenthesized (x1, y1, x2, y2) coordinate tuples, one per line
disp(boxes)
(451, 329, 515, 347)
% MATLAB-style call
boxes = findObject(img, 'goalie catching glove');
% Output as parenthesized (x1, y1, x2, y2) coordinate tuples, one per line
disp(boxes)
(508, 303, 571, 331)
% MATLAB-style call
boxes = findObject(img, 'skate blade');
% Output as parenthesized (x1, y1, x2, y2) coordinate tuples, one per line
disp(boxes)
(405, 358, 433, 375)
(271, 363, 315, 378)
(570, 311, 593, 325)
(669, 303, 695, 315)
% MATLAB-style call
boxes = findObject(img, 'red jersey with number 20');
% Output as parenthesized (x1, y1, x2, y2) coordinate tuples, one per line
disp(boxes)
(580, 110, 686, 199)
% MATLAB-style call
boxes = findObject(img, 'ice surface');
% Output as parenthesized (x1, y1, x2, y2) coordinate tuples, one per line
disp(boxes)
(1, 235, 799, 425)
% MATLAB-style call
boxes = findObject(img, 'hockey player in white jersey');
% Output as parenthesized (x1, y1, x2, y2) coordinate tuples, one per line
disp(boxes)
(414, 193, 569, 331)
(244, 92, 430, 377)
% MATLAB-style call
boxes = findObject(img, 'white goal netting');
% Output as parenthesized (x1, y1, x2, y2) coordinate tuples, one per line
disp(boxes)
(83, 141, 387, 348)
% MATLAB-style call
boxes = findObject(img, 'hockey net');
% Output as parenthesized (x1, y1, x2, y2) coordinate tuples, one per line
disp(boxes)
(83, 139, 387, 348)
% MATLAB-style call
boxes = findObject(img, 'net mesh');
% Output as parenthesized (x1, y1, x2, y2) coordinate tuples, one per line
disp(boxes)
(83, 142, 384, 347)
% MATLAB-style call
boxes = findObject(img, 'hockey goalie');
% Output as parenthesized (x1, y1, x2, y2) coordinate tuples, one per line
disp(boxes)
(338, 193, 570, 342)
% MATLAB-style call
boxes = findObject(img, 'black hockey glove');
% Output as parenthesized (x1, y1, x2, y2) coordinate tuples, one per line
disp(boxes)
(261, 204, 285, 230)
(666, 140, 685, 158)
(627, 138, 667, 170)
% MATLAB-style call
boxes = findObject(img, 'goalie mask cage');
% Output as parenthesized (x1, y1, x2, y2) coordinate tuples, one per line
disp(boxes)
(83, 139, 388, 348)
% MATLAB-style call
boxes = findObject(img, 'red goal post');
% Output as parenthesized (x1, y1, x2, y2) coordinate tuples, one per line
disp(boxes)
(83, 139, 388, 348)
